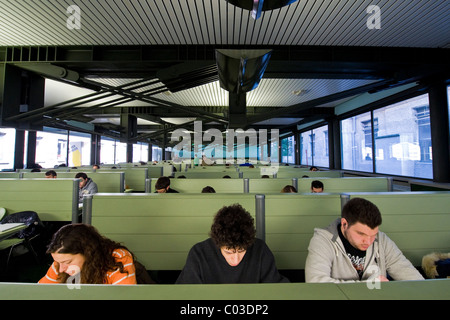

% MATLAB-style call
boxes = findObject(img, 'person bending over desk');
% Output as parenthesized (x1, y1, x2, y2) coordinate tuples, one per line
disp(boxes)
(305, 197, 424, 283)
(176, 204, 288, 284)
(39, 224, 137, 285)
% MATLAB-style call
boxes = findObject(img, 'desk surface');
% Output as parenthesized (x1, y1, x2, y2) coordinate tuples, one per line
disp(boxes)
(0, 279, 449, 300)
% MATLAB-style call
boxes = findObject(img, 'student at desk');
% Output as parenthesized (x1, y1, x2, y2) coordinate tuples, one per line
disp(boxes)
(176, 204, 288, 284)
(305, 197, 424, 283)
(39, 224, 137, 285)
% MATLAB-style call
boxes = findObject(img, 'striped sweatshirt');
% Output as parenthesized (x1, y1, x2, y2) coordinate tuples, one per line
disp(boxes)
(38, 249, 136, 285)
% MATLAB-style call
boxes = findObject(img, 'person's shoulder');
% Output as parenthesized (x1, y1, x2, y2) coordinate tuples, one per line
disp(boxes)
(112, 248, 133, 261)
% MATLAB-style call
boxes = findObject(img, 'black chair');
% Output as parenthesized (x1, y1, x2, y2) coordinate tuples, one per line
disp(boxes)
(0, 211, 44, 271)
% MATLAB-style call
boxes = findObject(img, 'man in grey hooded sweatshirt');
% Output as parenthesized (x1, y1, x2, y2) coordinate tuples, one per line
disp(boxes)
(305, 197, 424, 283)
(75, 172, 98, 203)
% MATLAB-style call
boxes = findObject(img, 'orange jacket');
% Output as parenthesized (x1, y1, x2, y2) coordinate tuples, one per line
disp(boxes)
(38, 249, 136, 285)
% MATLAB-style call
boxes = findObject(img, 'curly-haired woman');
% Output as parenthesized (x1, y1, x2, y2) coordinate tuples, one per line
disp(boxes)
(176, 204, 288, 284)
(38, 223, 136, 285)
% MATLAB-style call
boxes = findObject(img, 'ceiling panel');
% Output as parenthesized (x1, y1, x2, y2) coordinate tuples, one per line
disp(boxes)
(0, 0, 448, 48)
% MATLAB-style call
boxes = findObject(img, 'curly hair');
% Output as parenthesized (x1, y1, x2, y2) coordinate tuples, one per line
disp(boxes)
(209, 204, 256, 250)
(46, 223, 134, 284)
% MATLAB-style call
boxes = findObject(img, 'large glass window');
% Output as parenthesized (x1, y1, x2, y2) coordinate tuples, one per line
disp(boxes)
(374, 94, 432, 178)
(133, 142, 149, 163)
(341, 94, 433, 179)
(300, 131, 312, 166)
(0, 128, 16, 171)
(100, 136, 128, 164)
(300, 125, 329, 167)
(341, 112, 373, 172)
(36, 128, 68, 168)
(312, 125, 329, 167)
(281, 135, 295, 164)
(152, 146, 162, 162)
(68, 131, 91, 167)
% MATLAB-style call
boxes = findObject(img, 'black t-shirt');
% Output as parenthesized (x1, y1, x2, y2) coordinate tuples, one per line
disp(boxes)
(337, 224, 366, 279)
(176, 238, 289, 284)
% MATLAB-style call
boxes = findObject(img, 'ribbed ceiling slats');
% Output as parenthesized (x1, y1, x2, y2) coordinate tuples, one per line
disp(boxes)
(0, 0, 448, 47)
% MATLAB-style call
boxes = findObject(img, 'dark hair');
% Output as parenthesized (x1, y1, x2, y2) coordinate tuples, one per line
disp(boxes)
(201, 186, 216, 193)
(46, 224, 134, 284)
(311, 180, 324, 189)
(342, 197, 382, 229)
(281, 185, 297, 193)
(45, 170, 57, 177)
(155, 176, 170, 190)
(210, 204, 256, 250)
(75, 172, 88, 180)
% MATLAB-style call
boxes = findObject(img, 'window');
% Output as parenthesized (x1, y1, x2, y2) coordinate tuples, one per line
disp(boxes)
(152, 146, 162, 162)
(36, 128, 68, 168)
(300, 131, 312, 166)
(300, 125, 329, 167)
(341, 112, 373, 172)
(100, 136, 128, 164)
(0, 128, 16, 171)
(341, 94, 433, 179)
(68, 131, 91, 167)
(312, 125, 329, 167)
(374, 94, 432, 178)
(133, 142, 149, 163)
(281, 135, 295, 164)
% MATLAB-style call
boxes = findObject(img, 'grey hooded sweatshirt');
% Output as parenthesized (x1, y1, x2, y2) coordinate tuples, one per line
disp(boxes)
(305, 218, 424, 283)
(79, 178, 98, 203)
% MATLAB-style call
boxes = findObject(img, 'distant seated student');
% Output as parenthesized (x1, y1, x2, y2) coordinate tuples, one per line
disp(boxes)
(75, 172, 98, 203)
(92, 164, 100, 170)
(309, 166, 319, 171)
(305, 197, 424, 283)
(201, 186, 216, 193)
(311, 180, 324, 193)
(176, 204, 288, 284)
(39, 223, 137, 285)
(155, 176, 178, 193)
(281, 185, 297, 193)
(45, 170, 57, 179)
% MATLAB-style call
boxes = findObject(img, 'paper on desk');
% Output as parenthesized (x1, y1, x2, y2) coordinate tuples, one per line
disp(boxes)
(0, 223, 25, 232)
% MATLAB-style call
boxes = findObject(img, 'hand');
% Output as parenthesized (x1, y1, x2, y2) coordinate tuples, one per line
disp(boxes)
(377, 275, 389, 282)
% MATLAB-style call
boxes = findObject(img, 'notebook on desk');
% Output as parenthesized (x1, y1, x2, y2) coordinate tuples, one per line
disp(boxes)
(0, 223, 25, 233)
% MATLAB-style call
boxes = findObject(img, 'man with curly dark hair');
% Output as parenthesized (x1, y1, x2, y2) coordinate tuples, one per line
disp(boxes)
(176, 204, 288, 284)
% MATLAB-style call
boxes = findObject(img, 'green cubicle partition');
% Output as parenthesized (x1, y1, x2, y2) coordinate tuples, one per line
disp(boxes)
(84, 193, 258, 270)
(0, 178, 79, 222)
(23, 171, 125, 193)
(262, 193, 347, 269)
(297, 177, 392, 193)
(1, 279, 449, 300)
(146, 178, 246, 193)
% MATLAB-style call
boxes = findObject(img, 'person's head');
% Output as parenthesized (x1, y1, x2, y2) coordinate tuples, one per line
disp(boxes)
(311, 180, 324, 193)
(46, 223, 133, 284)
(45, 170, 57, 179)
(210, 204, 256, 267)
(281, 185, 297, 193)
(222, 175, 231, 179)
(340, 198, 382, 251)
(309, 166, 318, 171)
(75, 172, 88, 188)
(201, 186, 216, 193)
(261, 175, 270, 179)
(155, 176, 171, 193)
(92, 164, 100, 170)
